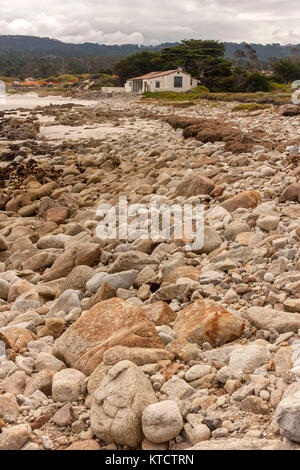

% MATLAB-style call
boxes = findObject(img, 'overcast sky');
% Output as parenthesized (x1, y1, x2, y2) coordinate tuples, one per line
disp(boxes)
(1, 0, 300, 45)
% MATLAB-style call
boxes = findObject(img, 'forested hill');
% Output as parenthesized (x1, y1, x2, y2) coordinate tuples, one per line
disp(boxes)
(0, 36, 177, 58)
(0, 35, 299, 61)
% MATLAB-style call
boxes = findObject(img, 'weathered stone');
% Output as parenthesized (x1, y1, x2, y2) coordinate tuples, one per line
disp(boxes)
(52, 369, 86, 402)
(0, 424, 31, 450)
(90, 360, 157, 448)
(24, 369, 55, 397)
(102, 346, 172, 366)
(142, 301, 175, 326)
(274, 347, 293, 383)
(0, 327, 36, 352)
(108, 251, 157, 274)
(247, 306, 300, 333)
(142, 401, 183, 443)
(54, 298, 164, 376)
(174, 299, 245, 348)
(185, 365, 213, 382)
(52, 403, 75, 426)
(0, 278, 10, 300)
(35, 352, 66, 372)
(64, 440, 101, 450)
(229, 344, 269, 372)
(276, 383, 300, 442)
(63, 266, 95, 292)
(0, 393, 19, 422)
(0, 235, 8, 251)
(189, 438, 286, 450)
(175, 174, 215, 197)
(165, 266, 200, 283)
(161, 376, 194, 400)
(45, 206, 69, 224)
(193, 226, 222, 254)
(87, 270, 138, 293)
(221, 191, 261, 213)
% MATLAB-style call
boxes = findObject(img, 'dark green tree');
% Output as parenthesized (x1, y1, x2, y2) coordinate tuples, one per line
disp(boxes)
(114, 51, 160, 85)
(270, 59, 300, 82)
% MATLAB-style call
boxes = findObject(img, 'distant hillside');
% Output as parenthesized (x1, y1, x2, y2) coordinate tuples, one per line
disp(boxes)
(0, 35, 176, 58)
(0, 35, 299, 61)
(225, 42, 300, 62)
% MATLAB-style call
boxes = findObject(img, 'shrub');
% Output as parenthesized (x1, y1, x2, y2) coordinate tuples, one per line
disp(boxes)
(232, 103, 270, 112)
(56, 74, 78, 82)
(269, 81, 291, 93)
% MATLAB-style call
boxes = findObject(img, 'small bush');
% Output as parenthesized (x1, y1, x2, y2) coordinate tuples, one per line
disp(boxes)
(55, 74, 78, 82)
(143, 85, 210, 101)
(269, 81, 291, 93)
(232, 103, 271, 112)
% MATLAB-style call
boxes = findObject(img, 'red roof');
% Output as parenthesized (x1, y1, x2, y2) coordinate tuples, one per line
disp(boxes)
(129, 69, 193, 81)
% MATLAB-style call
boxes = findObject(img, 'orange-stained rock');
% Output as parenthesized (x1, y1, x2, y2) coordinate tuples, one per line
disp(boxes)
(46, 206, 69, 225)
(221, 191, 261, 213)
(174, 299, 245, 348)
(142, 301, 175, 326)
(166, 266, 201, 284)
(64, 440, 101, 450)
(0, 327, 36, 352)
(54, 298, 165, 376)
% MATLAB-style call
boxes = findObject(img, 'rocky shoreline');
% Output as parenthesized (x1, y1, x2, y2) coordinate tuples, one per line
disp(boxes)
(0, 94, 300, 450)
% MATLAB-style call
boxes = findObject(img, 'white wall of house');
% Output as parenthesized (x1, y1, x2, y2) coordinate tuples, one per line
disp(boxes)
(101, 87, 125, 93)
(125, 71, 198, 94)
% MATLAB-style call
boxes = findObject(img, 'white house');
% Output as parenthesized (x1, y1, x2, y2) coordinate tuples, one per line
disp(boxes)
(124, 68, 198, 93)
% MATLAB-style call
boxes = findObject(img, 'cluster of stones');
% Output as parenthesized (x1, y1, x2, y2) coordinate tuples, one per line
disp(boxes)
(0, 95, 300, 450)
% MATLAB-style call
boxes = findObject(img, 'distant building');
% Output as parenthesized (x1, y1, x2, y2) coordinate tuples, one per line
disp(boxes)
(125, 68, 198, 93)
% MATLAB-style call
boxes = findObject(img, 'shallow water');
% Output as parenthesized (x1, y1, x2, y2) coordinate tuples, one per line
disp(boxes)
(0, 92, 99, 111)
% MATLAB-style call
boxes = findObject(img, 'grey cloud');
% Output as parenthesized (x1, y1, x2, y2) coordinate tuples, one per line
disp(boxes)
(0, 0, 299, 44)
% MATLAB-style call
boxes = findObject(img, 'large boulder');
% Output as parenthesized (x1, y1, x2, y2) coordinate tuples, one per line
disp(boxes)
(247, 307, 300, 333)
(90, 360, 157, 448)
(276, 383, 300, 442)
(53, 298, 165, 375)
(174, 299, 245, 348)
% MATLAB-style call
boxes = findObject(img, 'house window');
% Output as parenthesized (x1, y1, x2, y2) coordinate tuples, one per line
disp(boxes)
(174, 76, 183, 88)
(155, 81, 160, 88)
(190, 78, 193, 85)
